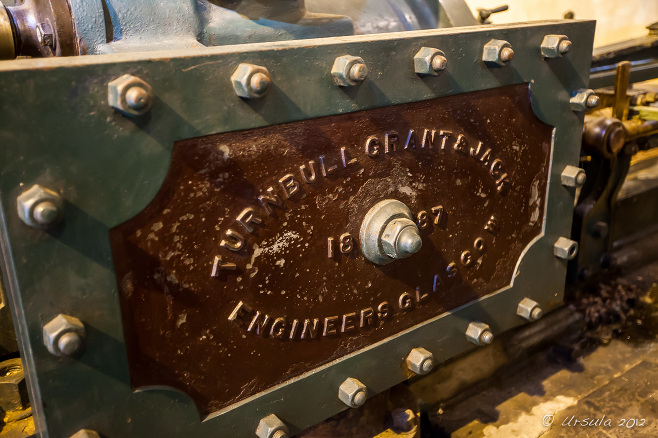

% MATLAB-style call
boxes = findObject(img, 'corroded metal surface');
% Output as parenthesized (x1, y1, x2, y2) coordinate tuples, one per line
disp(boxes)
(110, 83, 552, 415)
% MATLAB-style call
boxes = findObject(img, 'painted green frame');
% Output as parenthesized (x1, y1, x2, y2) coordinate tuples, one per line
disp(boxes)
(0, 20, 595, 437)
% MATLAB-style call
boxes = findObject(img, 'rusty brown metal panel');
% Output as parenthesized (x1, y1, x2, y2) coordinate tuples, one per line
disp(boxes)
(109, 83, 552, 415)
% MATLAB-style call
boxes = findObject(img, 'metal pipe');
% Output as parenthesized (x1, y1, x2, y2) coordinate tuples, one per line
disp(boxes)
(624, 118, 658, 140)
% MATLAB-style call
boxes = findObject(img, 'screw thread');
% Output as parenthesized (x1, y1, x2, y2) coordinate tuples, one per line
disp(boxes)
(586, 94, 600, 108)
(480, 330, 494, 345)
(272, 430, 288, 438)
(352, 390, 366, 406)
(431, 55, 447, 71)
(421, 358, 434, 373)
(250, 72, 271, 95)
(349, 63, 368, 82)
(500, 47, 514, 62)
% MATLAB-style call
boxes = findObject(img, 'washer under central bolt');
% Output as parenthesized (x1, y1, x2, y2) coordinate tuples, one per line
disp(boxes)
(360, 199, 422, 265)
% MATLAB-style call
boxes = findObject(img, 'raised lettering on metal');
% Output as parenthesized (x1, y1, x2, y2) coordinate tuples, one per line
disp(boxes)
(110, 85, 552, 415)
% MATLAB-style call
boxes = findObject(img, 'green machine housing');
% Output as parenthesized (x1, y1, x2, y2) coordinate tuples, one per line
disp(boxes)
(0, 19, 595, 438)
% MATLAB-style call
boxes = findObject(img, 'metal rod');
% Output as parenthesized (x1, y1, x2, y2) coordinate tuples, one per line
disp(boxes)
(613, 61, 631, 121)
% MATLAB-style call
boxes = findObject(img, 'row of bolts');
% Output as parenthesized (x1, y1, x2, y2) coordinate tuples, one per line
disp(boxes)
(108, 34, 599, 119)
(21, 163, 584, 438)
(18, 34, 594, 438)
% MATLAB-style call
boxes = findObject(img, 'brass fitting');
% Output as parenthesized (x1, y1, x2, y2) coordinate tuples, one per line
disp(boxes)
(0, 1, 16, 60)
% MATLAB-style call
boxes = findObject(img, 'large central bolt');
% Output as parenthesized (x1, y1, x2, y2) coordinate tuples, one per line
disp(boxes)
(125, 86, 151, 111)
(381, 218, 422, 258)
(360, 199, 422, 265)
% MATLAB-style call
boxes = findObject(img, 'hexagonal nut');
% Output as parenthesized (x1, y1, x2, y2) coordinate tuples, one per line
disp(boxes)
(570, 89, 599, 112)
(561, 165, 586, 188)
(16, 184, 64, 228)
(231, 63, 271, 99)
(406, 347, 434, 375)
(466, 321, 493, 346)
(482, 39, 513, 67)
(36, 22, 54, 48)
(256, 414, 289, 438)
(391, 408, 417, 432)
(0, 358, 29, 412)
(541, 34, 571, 58)
(414, 47, 447, 76)
(43, 314, 86, 357)
(361, 199, 415, 265)
(70, 430, 101, 438)
(554, 237, 578, 260)
(517, 298, 543, 321)
(108, 74, 154, 117)
(381, 217, 417, 258)
(338, 377, 367, 408)
(332, 55, 367, 87)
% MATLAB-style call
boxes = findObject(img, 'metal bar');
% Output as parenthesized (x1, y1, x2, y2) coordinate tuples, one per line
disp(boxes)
(590, 60, 658, 89)
(624, 118, 658, 140)
(613, 61, 631, 121)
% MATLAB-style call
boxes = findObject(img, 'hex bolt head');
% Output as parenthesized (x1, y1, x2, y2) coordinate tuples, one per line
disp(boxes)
(108, 74, 154, 117)
(406, 347, 434, 375)
(517, 298, 543, 321)
(466, 321, 494, 346)
(70, 430, 101, 438)
(554, 237, 578, 260)
(0, 358, 29, 411)
(332, 55, 368, 87)
(16, 184, 64, 229)
(541, 35, 572, 58)
(42, 314, 85, 357)
(256, 414, 289, 438)
(231, 63, 271, 99)
(414, 47, 447, 76)
(361, 199, 422, 265)
(561, 165, 586, 188)
(482, 39, 513, 67)
(36, 22, 54, 48)
(338, 377, 367, 408)
(570, 89, 599, 111)
(381, 218, 422, 259)
(391, 408, 417, 432)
